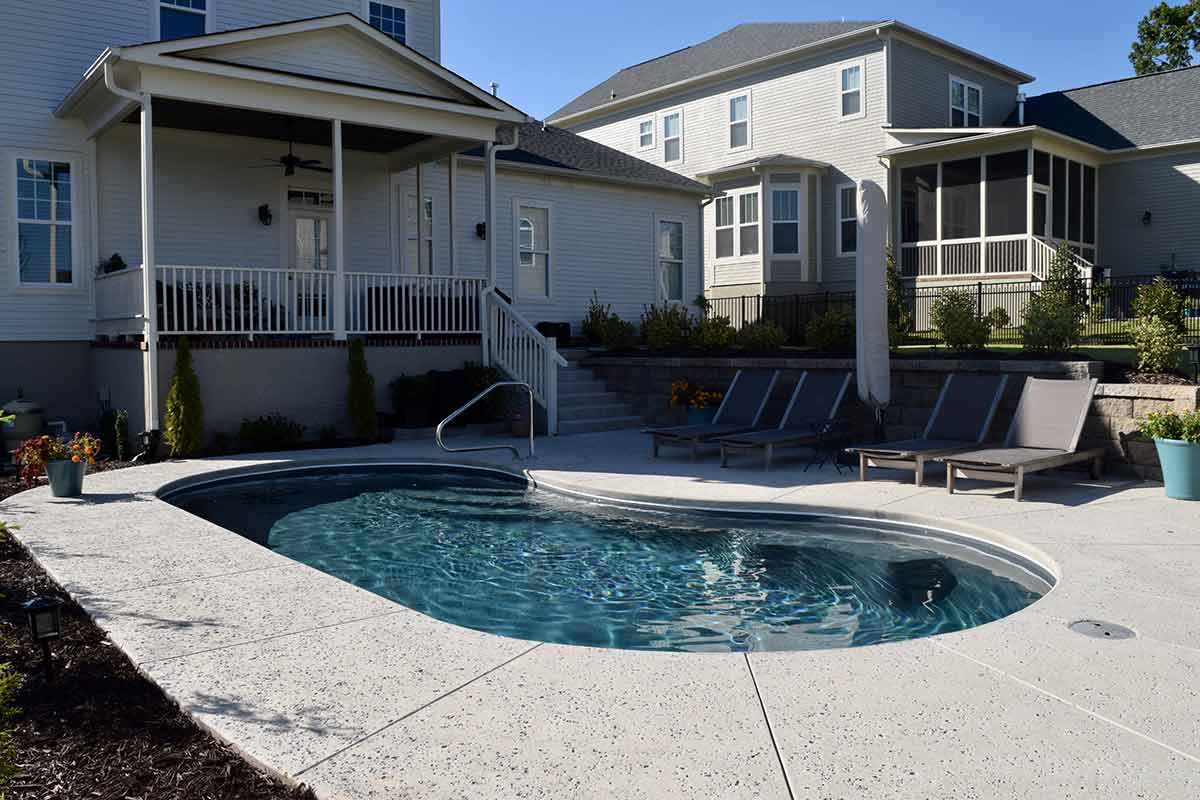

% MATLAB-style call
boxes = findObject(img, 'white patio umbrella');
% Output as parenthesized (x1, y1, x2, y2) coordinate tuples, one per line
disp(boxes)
(855, 179, 890, 435)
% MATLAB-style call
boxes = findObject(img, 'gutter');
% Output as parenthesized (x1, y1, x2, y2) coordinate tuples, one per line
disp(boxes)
(55, 48, 122, 117)
(456, 153, 709, 196)
(486, 127, 521, 288)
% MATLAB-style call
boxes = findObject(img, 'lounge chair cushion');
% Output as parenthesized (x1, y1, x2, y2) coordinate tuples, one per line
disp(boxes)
(944, 447, 1068, 468)
(852, 438, 974, 457)
(720, 427, 824, 447)
(926, 374, 1008, 441)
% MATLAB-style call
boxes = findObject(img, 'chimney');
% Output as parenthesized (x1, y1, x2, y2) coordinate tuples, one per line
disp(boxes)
(1017, 92, 1026, 125)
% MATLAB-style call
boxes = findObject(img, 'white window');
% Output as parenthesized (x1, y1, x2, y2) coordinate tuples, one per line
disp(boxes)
(158, 0, 207, 40)
(368, 1, 406, 44)
(662, 110, 682, 164)
(771, 188, 800, 255)
(714, 196, 735, 259)
(950, 76, 982, 127)
(839, 59, 865, 119)
(738, 192, 759, 256)
(728, 94, 750, 150)
(15, 158, 74, 285)
(657, 219, 684, 302)
(714, 190, 760, 259)
(516, 202, 550, 299)
(287, 189, 334, 208)
(637, 118, 654, 150)
(837, 183, 857, 256)
(405, 192, 433, 274)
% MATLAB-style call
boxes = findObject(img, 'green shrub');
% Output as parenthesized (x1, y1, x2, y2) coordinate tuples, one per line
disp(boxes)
(987, 306, 1011, 331)
(581, 291, 615, 345)
(462, 362, 504, 420)
(0, 661, 20, 794)
(113, 410, 128, 461)
(163, 337, 204, 457)
(737, 320, 788, 351)
(390, 374, 433, 427)
(930, 290, 990, 351)
(805, 309, 854, 353)
(1132, 276, 1187, 334)
(692, 315, 737, 351)
(238, 413, 304, 452)
(1131, 316, 1183, 374)
(346, 340, 378, 440)
(640, 302, 694, 350)
(1140, 408, 1200, 443)
(886, 247, 914, 347)
(598, 316, 638, 350)
(1021, 244, 1086, 354)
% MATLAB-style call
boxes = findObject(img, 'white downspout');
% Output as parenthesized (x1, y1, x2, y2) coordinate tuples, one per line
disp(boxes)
(104, 63, 160, 433)
(485, 125, 520, 289)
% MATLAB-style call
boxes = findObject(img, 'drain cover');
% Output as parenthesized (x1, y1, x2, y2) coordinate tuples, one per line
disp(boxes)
(1069, 620, 1136, 640)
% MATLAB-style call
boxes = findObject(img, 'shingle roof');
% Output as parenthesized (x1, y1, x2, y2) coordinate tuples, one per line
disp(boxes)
(549, 21, 882, 121)
(1011, 65, 1200, 150)
(461, 123, 709, 193)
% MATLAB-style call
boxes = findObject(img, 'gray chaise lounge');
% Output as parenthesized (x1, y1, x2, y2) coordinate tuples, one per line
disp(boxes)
(718, 371, 852, 470)
(938, 377, 1104, 502)
(846, 373, 1009, 486)
(644, 369, 779, 460)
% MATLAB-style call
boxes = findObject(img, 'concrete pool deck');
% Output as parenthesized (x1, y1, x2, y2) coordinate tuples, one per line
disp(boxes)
(2, 429, 1198, 799)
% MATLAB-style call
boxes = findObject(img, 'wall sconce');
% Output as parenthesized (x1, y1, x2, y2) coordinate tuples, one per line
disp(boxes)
(1142, 210, 1152, 227)
(475, 222, 487, 240)
(258, 204, 273, 227)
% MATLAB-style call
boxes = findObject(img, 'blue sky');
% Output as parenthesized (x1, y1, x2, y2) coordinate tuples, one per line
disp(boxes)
(442, 0, 1154, 120)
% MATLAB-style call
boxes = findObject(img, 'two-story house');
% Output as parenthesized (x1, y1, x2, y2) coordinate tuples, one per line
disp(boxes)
(549, 21, 1200, 296)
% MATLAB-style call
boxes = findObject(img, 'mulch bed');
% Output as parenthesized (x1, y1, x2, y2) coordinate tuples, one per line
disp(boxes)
(1108, 367, 1197, 386)
(0, 464, 315, 800)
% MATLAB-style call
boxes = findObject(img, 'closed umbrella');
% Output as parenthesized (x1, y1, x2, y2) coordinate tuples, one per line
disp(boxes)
(855, 179, 890, 437)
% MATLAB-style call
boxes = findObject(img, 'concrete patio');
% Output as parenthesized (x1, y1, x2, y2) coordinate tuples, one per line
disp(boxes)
(2, 429, 1198, 799)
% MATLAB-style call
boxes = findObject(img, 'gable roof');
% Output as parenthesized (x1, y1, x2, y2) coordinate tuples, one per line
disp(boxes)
(462, 123, 709, 194)
(1010, 65, 1200, 150)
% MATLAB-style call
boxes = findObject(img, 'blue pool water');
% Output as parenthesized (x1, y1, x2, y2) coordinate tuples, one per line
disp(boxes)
(166, 466, 1051, 652)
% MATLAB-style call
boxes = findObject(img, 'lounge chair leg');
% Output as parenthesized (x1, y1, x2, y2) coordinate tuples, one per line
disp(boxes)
(1091, 456, 1103, 480)
(1014, 467, 1025, 502)
(947, 465, 956, 494)
(859, 453, 868, 482)
(764, 444, 773, 472)
(914, 456, 925, 487)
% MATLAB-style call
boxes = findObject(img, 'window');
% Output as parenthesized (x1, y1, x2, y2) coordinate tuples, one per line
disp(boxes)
(715, 196, 735, 259)
(287, 189, 334, 208)
(771, 189, 800, 255)
(729, 94, 749, 149)
(941, 157, 981, 239)
(638, 119, 654, 150)
(714, 191, 758, 259)
(517, 203, 550, 298)
(368, 1, 406, 44)
(657, 220, 684, 302)
(159, 0, 206, 40)
(739, 192, 759, 256)
(16, 159, 73, 284)
(837, 183, 857, 256)
(985, 150, 1028, 236)
(900, 164, 938, 243)
(662, 110, 682, 164)
(949, 76, 982, 127)
(405, 193, 433, 274)
(839, 60, 864, 119)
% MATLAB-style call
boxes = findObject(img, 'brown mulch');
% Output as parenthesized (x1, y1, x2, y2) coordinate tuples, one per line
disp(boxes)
(1111, 368, 1197, 386)
(0, 465, 315, 800)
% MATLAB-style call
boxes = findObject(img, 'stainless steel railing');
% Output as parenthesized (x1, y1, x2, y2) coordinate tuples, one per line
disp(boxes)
(435, 381, 535, 460)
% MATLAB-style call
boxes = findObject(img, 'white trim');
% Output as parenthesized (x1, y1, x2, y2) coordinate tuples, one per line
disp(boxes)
(768, 182, 803, 257)
(653, 214, 686, 303)
(403, 185, 434, 275)
(726, 90, 752, 152)
(362, 0, 411, 46)
(949, 74, 983, 128)
(661, 107, 684, 165)
(836, 181, 857, 256)
(837, 57, 866, 121)
(9, 151, 84, 291)
(636, 116, 655, 151)
(153, 0, 214, 41)
(512, 197, 553, 302)
(713, 186, 761, 261)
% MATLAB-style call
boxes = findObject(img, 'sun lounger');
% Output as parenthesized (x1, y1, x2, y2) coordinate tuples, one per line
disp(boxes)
(644, 369, 779, 460)
(718, 371, 852, 470)
(938, 377, 1104, 501)
(845, 373, 1009, 486)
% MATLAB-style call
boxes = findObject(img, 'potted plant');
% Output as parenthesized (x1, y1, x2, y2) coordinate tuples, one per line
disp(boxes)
(1140, 409, 1200, 501)
(671, 379, 724, 425)
(15, 432, 101, 497)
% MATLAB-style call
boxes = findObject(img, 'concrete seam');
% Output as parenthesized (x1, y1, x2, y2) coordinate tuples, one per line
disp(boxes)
(744, 653, 795, 800)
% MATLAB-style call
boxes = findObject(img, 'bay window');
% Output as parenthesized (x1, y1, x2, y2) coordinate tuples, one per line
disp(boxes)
(715, 196, 735, 259)
(739, 192, 759, 255)
(771, 189, 800, 255)
(16, 159, 73, 285)
(714, 190, 758, 258)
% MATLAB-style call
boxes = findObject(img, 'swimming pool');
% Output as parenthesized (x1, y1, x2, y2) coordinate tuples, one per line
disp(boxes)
(165, 465, 1052, 653)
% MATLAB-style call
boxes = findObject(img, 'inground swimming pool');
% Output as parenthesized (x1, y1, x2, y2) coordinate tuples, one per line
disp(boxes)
(164, 465, 1053, 653)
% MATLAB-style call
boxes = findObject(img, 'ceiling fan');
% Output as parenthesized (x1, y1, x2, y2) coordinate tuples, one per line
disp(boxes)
(251, 140, 331, 176)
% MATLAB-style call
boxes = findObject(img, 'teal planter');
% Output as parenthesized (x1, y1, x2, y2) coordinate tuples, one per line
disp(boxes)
(686, 407, 717, 425)
(1154, 438, 1200, 501)
(45, 460, 86, 498)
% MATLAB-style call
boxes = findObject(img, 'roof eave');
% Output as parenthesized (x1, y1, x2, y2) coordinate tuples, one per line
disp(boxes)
(455, 153, 711, 195)
(878, 125, 1108, 158)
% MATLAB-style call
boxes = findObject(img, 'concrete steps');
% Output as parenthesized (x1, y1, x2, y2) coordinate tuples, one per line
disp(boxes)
(555, 351, 643, 435)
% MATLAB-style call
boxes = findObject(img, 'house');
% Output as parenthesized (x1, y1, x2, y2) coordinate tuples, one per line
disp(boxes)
(0, 2, 706, 438)
(549, 21, 1200, 296)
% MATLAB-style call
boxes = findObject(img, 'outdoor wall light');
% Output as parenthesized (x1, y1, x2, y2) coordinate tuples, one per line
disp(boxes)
(475, 221, 487, 240)
(258, 204, 273, 226)
(23, 596, 63, 679)
(1142, 210, 1152, 226)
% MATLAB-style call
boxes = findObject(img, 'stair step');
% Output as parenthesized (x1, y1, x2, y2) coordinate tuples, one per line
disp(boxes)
(558, 402, 636, 422)
(558, 371, 603, 386)
(557, 390, 625, 405)
(558, 416, 645, 435)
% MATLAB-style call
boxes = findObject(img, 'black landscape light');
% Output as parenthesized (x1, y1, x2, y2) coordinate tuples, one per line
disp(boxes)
(23, 596, 63, 679)
(1188, 344, 1200, 383)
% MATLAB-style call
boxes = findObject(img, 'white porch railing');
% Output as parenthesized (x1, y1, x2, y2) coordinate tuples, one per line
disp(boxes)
(1032, 237, 1094, 281)
(93, 266, 145, 335)
(900, 234, 1092, 280)
(482, 287, 567, 434)
(345, 273, 485, 335)
(157, 265, 335, 334)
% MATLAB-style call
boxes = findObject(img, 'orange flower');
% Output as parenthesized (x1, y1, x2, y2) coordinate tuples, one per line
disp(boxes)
(71, 454, 80, 463)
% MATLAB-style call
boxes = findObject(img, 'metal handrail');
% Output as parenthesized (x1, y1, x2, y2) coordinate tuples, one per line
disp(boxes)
(435, 381, 534, 460)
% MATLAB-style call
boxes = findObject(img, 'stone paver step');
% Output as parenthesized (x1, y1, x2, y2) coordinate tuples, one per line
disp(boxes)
(558, 403, 637, 422)
(557, 391, 626, 405)
(557, 416, 645, 435)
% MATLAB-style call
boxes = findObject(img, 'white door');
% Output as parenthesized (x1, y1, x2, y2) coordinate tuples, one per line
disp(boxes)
(289, 212, 332, 329)
(401, 188, 433, 275)
(290, 212, 331, 271)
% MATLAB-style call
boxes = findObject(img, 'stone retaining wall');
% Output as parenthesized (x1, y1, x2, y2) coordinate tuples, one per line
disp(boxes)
(1084, 383, 1200, 481)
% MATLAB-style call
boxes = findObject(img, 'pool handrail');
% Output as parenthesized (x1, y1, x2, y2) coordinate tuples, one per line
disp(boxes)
(436, 381, 535, 460)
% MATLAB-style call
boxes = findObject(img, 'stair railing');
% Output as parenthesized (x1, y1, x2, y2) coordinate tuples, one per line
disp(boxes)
(480, 287, 568, 434)
(436, 381, 534, 459)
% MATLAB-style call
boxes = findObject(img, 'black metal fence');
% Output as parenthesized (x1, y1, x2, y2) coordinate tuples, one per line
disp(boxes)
(706, 273, 1200, 346)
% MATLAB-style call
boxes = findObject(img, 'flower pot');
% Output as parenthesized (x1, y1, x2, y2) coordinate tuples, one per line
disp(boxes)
(1154, 438, 1200, 501)
(686, 407, 718, 425)
(45, 459, 86, 498)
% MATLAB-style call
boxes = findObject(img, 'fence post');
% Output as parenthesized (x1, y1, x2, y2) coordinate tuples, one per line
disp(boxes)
(976, 281, 983, 317)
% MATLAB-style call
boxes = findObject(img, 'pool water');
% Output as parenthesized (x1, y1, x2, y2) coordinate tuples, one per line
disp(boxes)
(167, 466, 1051, 653)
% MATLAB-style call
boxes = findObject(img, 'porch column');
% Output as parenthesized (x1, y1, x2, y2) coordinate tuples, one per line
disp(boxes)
(979, 155, 987, 274)
(935, 163, 943, 276)
(1026, 148, 1034, 271)
(140, 96, 160, 432)
(332, 119, 346, 339)
(448, 156, 457, 274)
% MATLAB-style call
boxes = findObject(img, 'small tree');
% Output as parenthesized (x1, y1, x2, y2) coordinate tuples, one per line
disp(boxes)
(886, 247, 914, 347)
(163, 337, 204, 457)
(347, 339, 378, 440)
(1132, 276, 1187, 334)
(1129, 0, 1200, 75)
(1021, 244, 1086, 354)
(930, 289, 990, 352)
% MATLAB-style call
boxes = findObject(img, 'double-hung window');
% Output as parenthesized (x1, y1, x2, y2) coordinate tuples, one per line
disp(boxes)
(16, 159, 74, 285)
(637, 119, 654, 150)
(839, 60, 864, 119)
(714, 191, 759, 259)
(657, 219, 684, 302)
(738, 192, 759, 255)
(728, 94, 750, 149)
(950, 76, 982, 127)
(662, 110, 682, 164)
(771, 189, 800, 255)
(405, 193, 433, 274)
(368, 1, 407, 44)
(159, 0, 206, 40)
(715, 196, 735, 259)
(837, 183, 857, 256)
(516, 202, 550, 299)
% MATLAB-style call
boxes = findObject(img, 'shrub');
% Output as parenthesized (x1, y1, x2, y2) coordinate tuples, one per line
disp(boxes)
(1132, 276, 1187, 334)
(804, 309, 854, 353)
(669, 379, 724, 409)
(163, 337, 204, 457)
(238, 413, 304, 452)
(0, 661, 21, 793)
(929, 290, 990, 351)
(692, 314, 736, 351)
(346, 340, 378, 440)
(390, 373, 433, 428)
(734, 320, 788, 351)
(598, 316, 638, 350)
(114, 410, 129, 461)
(886, 247, 914, 347)
(1021, 244, 1086, 354)
(581, 291, 615, 345)
(462, 362, 504, 420)
(641, 302, 693, 350)
(987, 306, 1011, 331)
(1130, 316, 1183, 374)
(1140, 408, 1200, 443)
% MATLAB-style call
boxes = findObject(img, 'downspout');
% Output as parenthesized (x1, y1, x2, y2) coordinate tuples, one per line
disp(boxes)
(1017, 92, 1026, 125)
(698, 194, 714, 307)
(486, 125, 520, 289)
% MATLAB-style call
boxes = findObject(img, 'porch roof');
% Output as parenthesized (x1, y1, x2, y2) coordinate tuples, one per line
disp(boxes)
(694, 153, 830, 183)
(878, 126, 1107, 162)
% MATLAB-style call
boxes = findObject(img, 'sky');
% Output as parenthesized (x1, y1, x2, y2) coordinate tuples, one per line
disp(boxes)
(441, 0, 1156, 120)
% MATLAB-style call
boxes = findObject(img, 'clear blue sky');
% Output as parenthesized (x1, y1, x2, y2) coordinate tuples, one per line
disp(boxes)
(441, 0, 1153, 120)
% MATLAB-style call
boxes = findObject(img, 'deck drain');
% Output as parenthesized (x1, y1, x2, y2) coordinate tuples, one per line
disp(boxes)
(1069, 620, 1136, 640)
